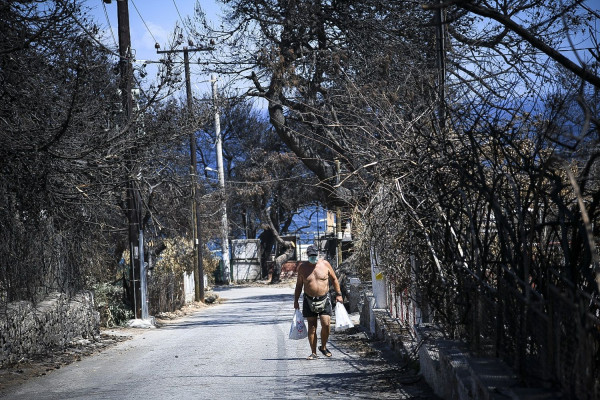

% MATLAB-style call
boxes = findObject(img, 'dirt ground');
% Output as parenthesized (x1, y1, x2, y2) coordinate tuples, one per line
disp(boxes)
(0, 328, 134, 393)
(0, 298, 216, 393)
(0, 279, 424, 395)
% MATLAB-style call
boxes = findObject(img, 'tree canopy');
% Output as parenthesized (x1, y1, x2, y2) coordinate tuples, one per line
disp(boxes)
(1, 0, 599, 395)
(187, 1, 599, 396)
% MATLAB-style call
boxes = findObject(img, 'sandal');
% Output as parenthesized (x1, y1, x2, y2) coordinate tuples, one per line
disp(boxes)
(307, 353, 318, 360)
(318, 346, 332, 357)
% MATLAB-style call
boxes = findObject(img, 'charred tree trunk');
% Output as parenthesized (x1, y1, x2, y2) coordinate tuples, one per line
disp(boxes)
(264, 206, 295, 283)
(258, 229, 275, 279)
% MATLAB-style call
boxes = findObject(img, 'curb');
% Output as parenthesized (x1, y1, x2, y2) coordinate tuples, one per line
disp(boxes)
(359, 292, 563, 400)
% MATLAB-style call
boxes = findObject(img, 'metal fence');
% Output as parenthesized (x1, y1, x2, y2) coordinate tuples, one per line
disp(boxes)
(464, 269, 599, 400)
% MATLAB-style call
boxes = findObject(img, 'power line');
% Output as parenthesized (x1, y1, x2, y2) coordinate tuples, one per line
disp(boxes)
(102, 0, 118, 48)
(172, 0, 192, 39)
(130, 0, 159, 46)
(65, 4, 121, 58)
(206, 172, 314, 186)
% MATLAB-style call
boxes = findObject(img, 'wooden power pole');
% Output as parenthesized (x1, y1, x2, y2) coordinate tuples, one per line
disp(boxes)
(157, 46, 213, 301)
(116, 0, 147, 319)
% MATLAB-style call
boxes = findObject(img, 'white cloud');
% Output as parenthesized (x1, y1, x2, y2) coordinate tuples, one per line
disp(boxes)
(132, 21, 173, 59)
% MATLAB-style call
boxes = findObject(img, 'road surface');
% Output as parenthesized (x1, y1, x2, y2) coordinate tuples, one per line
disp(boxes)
(0, 285, 437, 399)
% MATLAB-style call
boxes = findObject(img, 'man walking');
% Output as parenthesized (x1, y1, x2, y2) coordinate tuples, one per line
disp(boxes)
(294, 245, 343, 360)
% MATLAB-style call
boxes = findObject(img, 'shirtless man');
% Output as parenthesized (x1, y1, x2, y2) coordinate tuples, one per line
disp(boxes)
(293, 245, 343, 360)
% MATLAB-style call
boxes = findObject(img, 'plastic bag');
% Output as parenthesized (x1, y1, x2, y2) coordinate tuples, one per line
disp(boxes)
(334, 302, 353, 331)
(289, 309, 308, 340)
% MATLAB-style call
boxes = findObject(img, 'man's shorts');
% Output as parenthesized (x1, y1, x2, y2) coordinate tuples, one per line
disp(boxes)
(302, 293, 332, 318)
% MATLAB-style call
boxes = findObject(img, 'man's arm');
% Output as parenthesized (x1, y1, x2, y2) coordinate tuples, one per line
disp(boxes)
(327, 262, 344, 303)
(293, 267, 304, 309)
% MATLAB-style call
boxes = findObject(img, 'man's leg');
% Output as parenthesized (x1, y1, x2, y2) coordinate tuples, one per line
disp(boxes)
(306, 317, 318, 356)
(319, 314, 331, 354)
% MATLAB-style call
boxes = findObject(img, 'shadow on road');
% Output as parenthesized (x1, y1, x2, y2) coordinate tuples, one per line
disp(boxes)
(221, 293, 294, 304)
(160, 292, 294, 330)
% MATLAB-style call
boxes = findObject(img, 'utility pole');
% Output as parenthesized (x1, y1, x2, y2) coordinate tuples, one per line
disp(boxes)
(435, 0, 446, 129)
(116, 0, 147, 319)
(117, 0, 132, 118)
(212, 74, 231, 284)
(184, 48, 203, 302)
(335, 159, 342, 267)
(157, 45, 212, 299)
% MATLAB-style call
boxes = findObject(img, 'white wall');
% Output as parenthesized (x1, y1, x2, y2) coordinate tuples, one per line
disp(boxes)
(183, 271, 195, 303)
(369, 247, 388, 309)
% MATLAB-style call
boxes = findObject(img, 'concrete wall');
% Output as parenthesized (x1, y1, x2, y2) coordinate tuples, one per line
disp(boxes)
(183, 272, 195, 303)
(359, 291, 562, 400)
(0, 291, 100, 366)
(369, 249, 388, 309)
(232, 260, 261, 281)
(230, 239, 262, 282)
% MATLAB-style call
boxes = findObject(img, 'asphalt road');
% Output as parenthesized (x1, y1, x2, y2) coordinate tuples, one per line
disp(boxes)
(0, 285, 437, 399)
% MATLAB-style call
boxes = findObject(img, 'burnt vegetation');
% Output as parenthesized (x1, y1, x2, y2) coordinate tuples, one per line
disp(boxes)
(1, 0, 599, 397)
(190, 0, 599, 397)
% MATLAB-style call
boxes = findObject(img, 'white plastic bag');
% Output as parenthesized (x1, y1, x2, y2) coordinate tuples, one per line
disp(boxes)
(335, 302, 353, 331)
(289, 309, 308, 340)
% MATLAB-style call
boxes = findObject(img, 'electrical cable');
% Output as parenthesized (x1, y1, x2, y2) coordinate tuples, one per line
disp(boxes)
(172, 0, 193, 39)
(205, 172, 314, 186)
(130, 0, 160, 46)
(102, 0, 118, 49)
(61, 2, 121, 59)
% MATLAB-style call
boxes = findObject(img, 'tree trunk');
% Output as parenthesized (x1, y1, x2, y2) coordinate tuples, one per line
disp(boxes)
(264, 206, 295, 283)
(258, 229, 275, 279)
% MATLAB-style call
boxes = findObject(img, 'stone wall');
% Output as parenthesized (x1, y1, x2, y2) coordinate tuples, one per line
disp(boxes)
(0, 291, 100, 366)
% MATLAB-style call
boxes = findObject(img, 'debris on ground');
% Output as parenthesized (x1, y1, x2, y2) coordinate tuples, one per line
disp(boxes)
(0, 292, 222, 392)
(0, 331, 133, 392)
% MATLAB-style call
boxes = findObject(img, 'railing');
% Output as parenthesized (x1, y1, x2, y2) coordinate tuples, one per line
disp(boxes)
(465, 269, 599, 400)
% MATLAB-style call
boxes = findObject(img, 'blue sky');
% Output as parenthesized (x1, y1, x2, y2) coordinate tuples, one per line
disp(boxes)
(87, 0, 222, 58)
(86, 0, 223, 94)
